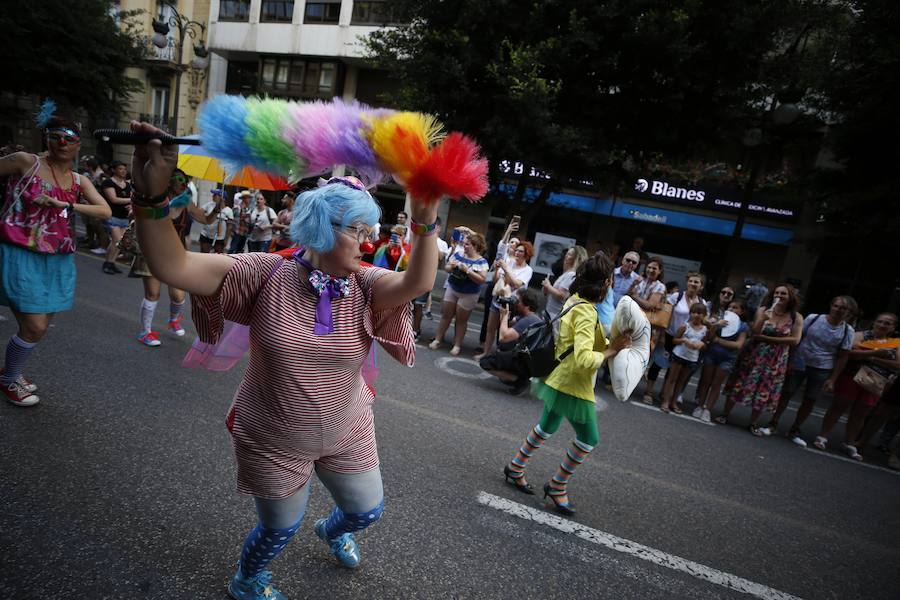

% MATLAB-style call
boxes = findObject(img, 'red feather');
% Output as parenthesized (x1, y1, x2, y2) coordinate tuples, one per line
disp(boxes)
(407, 133, 489, 203)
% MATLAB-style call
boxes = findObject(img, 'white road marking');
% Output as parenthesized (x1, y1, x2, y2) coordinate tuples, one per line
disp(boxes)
(434, 356, 492, 380)
(629, 400, 715, 426)
(477, 491, 803, 600)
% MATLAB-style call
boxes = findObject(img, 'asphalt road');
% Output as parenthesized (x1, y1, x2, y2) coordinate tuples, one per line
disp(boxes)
(1, 251, 898, 600)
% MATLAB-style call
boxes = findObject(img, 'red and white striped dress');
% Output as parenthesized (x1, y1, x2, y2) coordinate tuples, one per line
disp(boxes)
(191, 253, 415, 499)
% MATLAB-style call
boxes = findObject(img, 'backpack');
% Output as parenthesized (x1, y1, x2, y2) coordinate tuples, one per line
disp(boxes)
(514, 301, 590, 378)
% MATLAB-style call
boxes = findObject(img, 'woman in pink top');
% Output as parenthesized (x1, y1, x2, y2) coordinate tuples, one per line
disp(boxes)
(0, 102, 111, 407)
(129, 121, 440, 600)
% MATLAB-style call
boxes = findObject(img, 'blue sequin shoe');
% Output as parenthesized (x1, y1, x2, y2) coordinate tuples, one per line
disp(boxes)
(227, 569, 286, 600)
(314, 519, 361, 568)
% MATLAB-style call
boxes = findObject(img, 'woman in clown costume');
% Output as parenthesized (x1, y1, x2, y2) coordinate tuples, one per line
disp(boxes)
(128, 97, 486, 599)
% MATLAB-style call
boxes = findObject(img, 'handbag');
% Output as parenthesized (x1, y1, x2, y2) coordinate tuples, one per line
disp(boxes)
(646, 303, 673, 329)
(853, 365, 889, 396)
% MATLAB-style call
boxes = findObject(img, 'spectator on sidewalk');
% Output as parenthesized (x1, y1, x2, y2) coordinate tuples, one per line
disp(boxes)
(479, 288, 544, 394)
(429, 232, 489, 356)
(767, 295, 856, 446)
(816, 312, 899, 460)
(412, 217, 449, 340)
(100, 160, 132, 274)
(693, 300, 748, 422)
(272, 191, 295, 251)
(478, 218, 519, 353)
(612, 251, 641, 305)
(476, 240, 534, 360)
(79, 155, 110, 255)
(247, 193, 277, 252)
(542, 246, 588, 320)
(718, 284, 803, 435)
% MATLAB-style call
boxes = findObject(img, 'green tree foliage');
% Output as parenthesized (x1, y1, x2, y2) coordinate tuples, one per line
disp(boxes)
(810, 0, 900, 241)
(1, 0, 146, 116)
(364, 1, 831, 222)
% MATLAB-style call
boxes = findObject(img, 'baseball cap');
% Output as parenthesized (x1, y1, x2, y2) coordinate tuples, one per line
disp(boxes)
(211, 189, 224, 196)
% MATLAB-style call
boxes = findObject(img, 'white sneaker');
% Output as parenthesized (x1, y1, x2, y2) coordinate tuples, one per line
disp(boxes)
(701, 409, 711, 423)
(790, 434, 807, 447)
(692, 406, 703, 419)
(676, 394, 684, 405)
(758, 426, 772, 436)
(89, 247, 106, 255)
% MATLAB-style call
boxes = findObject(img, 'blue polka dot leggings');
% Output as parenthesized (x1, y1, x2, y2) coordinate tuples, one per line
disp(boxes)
(238, 466, 384, 579)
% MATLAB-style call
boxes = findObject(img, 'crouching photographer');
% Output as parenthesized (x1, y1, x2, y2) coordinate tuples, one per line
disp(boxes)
(479, 288, 544, 394)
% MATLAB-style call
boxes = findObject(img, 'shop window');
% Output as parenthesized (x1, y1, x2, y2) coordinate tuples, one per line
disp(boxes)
(304, 1, 341, 24)
(219, 0, 251, 21)
(350, 1, 402, 25)
(259, 56, 340, 98)
(260, 0, 294, 23)
(226, 60, 260, 95)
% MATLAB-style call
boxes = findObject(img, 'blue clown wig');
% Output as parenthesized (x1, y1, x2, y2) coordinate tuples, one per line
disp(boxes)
(291, 183, 381, 253)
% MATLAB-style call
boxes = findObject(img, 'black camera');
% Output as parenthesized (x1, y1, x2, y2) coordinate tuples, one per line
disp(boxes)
(497, 295, 517, 308)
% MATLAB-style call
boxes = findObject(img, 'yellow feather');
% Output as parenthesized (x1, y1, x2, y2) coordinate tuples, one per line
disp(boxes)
(370, 112, 445, 181)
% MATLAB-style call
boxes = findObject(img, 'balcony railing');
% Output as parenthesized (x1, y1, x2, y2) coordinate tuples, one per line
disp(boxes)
(139, 114, 172, 131)
(144, 36, 177, 63)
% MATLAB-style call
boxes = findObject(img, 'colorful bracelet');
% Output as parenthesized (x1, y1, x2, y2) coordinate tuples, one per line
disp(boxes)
(132, 202, 171, 220)
(410, 218, 438, 237)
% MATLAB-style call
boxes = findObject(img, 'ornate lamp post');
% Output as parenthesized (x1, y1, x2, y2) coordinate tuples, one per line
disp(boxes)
(151, 1, 208, 134)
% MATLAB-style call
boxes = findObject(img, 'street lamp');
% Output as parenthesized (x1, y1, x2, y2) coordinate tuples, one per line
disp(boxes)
(151, 1, 208, 135)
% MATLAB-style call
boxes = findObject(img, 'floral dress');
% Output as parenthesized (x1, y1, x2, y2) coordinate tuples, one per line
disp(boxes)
(724, 317, 794, 412)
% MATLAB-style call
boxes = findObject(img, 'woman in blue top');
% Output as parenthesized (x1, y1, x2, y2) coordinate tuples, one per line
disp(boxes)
(429, 232, 489, 356)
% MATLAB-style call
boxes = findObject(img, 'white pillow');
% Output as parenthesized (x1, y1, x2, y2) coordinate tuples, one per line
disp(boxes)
(608, 295, 651, 401)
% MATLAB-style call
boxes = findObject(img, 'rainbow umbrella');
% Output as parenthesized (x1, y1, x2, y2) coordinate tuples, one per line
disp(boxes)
(178, 137, 292, 191)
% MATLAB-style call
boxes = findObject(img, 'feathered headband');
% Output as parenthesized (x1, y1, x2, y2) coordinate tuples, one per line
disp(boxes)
(35, 98, 58, 130)
(197, 96, 489, 204)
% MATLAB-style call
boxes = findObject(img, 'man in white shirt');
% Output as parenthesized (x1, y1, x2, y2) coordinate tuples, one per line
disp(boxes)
(414, 217, 450, 336)
(197, 189, 234, 254)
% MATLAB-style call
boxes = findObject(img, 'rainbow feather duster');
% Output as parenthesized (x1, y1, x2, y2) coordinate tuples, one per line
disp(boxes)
(197, 95, 488, 203)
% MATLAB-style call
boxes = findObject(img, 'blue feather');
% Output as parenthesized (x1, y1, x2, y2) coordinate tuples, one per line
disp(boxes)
(198, 96, 270, 177)
(35, 98, 57, 129)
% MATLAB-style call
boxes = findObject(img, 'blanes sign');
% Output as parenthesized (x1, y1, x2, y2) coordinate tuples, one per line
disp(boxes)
(631, 177, 798, 222)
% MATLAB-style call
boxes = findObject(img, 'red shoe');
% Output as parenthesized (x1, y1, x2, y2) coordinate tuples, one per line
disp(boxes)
(137, 331, 161, 347)
(2, 381, 39, 406)
(0, 368, 37, 394)
(167, 316, 185, 337)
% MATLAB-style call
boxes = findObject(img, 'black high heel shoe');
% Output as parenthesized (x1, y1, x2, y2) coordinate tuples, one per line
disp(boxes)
(503, 465, 535, 495)
(543, 483, 576, 516)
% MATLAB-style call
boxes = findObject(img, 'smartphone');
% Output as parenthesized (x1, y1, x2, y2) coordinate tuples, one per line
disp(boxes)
(510, 215, 521, 227)
(451, 228, 463, 243)
(390, 233, 400, 244)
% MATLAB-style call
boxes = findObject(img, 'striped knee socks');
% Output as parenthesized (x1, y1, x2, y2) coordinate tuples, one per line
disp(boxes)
(508, 425, 551, 481)
(1, 335, 37, 386)
(548, 439, 594, 504)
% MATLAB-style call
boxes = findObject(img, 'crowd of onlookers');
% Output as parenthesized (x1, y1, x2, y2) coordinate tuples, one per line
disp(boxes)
(419, 222, 900, 468)
(33, 153, 900, 467)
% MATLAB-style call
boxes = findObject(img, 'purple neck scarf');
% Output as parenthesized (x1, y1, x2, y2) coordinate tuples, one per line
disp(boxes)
(293, 248, 351, 335)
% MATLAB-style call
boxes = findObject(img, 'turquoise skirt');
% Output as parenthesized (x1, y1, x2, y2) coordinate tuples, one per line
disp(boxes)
(533, 379, 597, 425)
(0, 243, 75, 313)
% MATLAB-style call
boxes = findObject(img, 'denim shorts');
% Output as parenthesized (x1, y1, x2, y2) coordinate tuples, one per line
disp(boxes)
(783, 366, 833, 403)
(704, 345, 737, 373)
(105, 216, 130, 229)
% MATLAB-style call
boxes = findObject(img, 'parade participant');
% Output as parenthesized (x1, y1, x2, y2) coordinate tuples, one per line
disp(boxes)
(128, 115, 446, 598)
(543, 245, 588, 321)
(661, 303, 708, 414)
(429, 232, 489, 356)
(100, 160, 132, 274)
(228, 191, 253, 254)
(475, 240, 534, 360)
(816, 312, 899, 460)
(503, 255, 631, 515)
(717, 285, 803, 435)
(122, 169, 197, 345)
(692, 300, 748, 421)
(272, 191, 295, 250)
(768, 295, 855, 445)
(0, 101, 111, 406)
(197, 189, 233, 254)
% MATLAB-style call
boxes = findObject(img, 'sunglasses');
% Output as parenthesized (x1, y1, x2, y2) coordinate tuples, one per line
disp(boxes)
(720, 290, 733, 295)
(47, 133, 80, 144)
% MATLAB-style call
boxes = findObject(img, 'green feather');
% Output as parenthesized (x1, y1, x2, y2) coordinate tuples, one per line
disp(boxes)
(244, 98, 304, 176)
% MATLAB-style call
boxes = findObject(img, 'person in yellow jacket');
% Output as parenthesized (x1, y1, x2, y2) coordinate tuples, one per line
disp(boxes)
(504, 254, 631, 515)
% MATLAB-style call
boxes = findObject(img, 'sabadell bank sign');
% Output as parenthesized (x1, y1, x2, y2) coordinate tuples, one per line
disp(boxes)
(631, 177, 798, 221)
